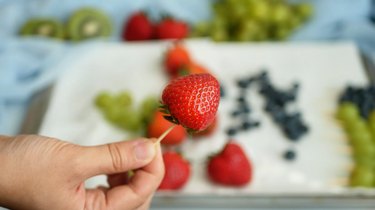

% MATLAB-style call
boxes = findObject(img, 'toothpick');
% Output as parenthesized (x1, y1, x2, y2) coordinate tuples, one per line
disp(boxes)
(154, 125, 176, 145)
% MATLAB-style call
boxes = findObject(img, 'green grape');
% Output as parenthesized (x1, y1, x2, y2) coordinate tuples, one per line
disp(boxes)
(287, 15, 302, 29)
(350, 166, 375, 187)
(249, 1, 270, 22)
(354, 156, 375, 168)
(104, 106, 124, 122)
(227, 2, 248, 21)
(211, 15, 227, 28)
(349, 129, 372, 146)
(352, 143, 375, 159)
(273, 26, 291, 40)
(369, 110, 375, 126)
(95, 92, 113, 108)
(212, 2, 226, 18)
(369, 122, 375, 142)
(336, 102, 360, 122)
(294, 3, 313, 21)
(345, 118, 369, 136)
(210, 16, 229, 42)
(269, 4, 290, 24)
(235, 20, 260, 41)
(117, 108, 142, 132)
(255, 30, 268, 41)
(115, 91, 132, 107)
(211, 29, 228, 42)
(191, 21, 210, 37)
(141, 96, 159, 125)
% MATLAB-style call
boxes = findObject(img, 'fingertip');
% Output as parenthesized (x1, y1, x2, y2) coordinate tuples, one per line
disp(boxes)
(134, 139, 156, 162)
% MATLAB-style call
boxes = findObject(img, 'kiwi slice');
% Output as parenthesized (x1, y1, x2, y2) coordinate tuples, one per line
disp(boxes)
(66, 8, 112, 41)
(19, 18, 64, 39)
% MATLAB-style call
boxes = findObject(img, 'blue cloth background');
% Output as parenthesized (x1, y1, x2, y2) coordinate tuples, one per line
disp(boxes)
(0, 0, 374, 135)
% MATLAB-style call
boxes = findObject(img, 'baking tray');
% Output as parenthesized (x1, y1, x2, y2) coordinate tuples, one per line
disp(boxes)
(20, 41, 375, 209)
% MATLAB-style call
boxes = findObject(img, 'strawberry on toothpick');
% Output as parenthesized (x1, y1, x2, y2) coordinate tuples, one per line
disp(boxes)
(155, 73, 220, 144)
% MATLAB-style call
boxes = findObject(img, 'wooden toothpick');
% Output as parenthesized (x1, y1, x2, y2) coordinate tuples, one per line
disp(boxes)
(154, 125, 176, 145)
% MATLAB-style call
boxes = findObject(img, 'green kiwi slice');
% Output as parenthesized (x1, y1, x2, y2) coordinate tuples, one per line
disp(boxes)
(19, 18, 64, 39)
(66, 8, 112, 41)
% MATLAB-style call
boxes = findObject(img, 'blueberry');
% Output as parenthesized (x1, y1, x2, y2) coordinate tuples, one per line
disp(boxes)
(292, 82, 300, 90)
(231, 110, 242, 117)
(241, 106, 251, 114)
(300, 124, 309, 133)
(232, 103, 251, 117)
(284, 126, 301, 141)
(242, 121, 253, 130)
(283, 150, 296, 161)
(258, 71, 269, 81)
(237, 79, 250, 89)
(226, 127, 237, 137)
(237, 96, 246, 103)
(247, 77, 256, 84)
(253, 121, 260, 127)
(220, 85, 225, 98)
(273, 111, 287, 123)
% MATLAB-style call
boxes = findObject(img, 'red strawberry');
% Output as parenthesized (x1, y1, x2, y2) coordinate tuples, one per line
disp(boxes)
(174, 62, 212, 79)
(158, 151, 191, 190)
(147, 111, 187, 145)
(192, 116, 218, 139)
(161, 73, 220, 131)
(164, 42, 191, 78)
(155, 18, 188, 40)
(207, 141, 252, 187)
(122, 12, 153, 41)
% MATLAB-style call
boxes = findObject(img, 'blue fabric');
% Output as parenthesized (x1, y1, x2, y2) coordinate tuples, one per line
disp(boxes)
(0, 0, 374, 135)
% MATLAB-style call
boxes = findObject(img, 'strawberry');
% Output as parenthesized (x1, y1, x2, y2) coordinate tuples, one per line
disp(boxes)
(207, 141, 252, 187)
(161, 73, 220, 131)
(122, 12, 153, 41)
(158, 151, 191, 190)
(155, 18, 188, 40)
(146, 111, 187, 145)
(164, 42, 191, 78)
(174, 62, 212, 79)
(192, 116, 218, 139)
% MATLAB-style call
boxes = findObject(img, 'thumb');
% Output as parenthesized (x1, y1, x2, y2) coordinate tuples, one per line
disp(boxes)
(79, 138, 156, 177)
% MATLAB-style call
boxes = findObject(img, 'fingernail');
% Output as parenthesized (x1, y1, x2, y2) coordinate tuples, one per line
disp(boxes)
(134, 140, 155, 161)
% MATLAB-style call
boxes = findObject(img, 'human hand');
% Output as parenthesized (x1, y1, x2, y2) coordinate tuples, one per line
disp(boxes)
(0, 135, 164, 210)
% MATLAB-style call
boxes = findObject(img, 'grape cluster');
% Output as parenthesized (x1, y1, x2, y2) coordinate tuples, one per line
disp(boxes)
(337, 85, 375, 187)
(95, 91, 159, 134)
(191, 0, 313, 41)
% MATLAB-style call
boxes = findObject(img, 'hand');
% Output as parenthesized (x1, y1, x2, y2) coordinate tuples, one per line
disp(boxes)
(0, 135, 164, 210)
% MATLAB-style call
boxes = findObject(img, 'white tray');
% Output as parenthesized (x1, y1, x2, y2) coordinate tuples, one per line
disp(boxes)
(38, 40, 374, 201)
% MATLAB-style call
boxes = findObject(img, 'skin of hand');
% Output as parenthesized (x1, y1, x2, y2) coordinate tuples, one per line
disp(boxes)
(0, 135, 164, 210)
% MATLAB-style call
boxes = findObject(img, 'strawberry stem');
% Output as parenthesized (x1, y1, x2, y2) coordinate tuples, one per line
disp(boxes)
(155, 125, 176, 144)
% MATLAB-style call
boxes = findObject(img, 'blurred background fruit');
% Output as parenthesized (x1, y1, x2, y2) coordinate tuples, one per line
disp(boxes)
(155, 17, 189, 40)
(122, 11, 154, 41)
(95, 91, 158, 134)
(336, 86, 375, 188)
(147, 111, 187, 145)
(158, 151, 191, 190)
(19, 18, 65, 39)
(66, 7, 112, 41)
(190, 0, 313, 42)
